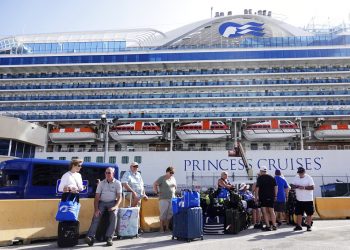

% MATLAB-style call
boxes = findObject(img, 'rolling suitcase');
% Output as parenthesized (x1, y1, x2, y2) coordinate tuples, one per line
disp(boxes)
(172, 207, 203, 242)
(225, 209, 240, 234)
(57, 221, 79, 247)
(116, 192, 140, 239)
(203, 216, 225, 235)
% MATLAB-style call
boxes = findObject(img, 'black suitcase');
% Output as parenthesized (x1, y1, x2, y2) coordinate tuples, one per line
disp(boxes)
(57, 221, 79, 247)
(225, 209, 240, 234)
(95, 210, 110, 242)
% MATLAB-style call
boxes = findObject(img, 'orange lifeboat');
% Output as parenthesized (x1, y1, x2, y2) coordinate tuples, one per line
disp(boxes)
(175, 120, 230, 141)
(314, 124, 350, 140)
(49, 127, 97, 143)
(109, 121, 162, 142)
(243, 120, 300, 141)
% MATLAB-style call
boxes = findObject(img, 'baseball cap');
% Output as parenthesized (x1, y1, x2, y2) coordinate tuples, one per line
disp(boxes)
(297, 167, 305, 173)
(130, 162, 139, 167)
(275, 169, 281, 175)
(260, 166, 267, 172)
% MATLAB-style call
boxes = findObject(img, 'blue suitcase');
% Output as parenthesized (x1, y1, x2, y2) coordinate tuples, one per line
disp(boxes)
(172, 207, 203, 242)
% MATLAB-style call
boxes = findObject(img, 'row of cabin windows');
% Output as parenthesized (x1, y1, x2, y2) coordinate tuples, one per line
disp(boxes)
(49, 156, 142, 165)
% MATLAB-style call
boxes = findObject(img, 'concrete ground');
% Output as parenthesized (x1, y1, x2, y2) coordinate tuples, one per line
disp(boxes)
(2, 220, 350, 250)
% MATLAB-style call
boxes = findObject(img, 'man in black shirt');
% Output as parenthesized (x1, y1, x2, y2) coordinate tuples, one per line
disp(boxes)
(256, 166, 278, 231)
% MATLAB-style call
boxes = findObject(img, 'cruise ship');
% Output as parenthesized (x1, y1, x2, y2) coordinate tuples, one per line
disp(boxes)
(1, 9, 350, 196)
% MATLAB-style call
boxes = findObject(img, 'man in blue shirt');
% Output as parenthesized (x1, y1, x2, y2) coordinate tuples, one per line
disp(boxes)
(274, 169, 290, 226)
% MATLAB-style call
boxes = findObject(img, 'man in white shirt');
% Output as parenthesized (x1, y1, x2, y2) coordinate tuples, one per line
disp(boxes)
(121, 162, 148, 207)
(291, 167, 315, 231)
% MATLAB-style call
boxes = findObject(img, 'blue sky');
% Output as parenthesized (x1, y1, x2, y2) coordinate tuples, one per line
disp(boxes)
(0, 0, 349, 37)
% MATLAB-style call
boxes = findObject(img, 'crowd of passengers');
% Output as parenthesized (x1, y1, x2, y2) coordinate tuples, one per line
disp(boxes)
(59, 159, 315, 246)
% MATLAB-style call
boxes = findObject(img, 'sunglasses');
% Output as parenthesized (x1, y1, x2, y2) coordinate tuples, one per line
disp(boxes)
(105, 172, 112, 174)
(132, 165, 139, 168)
(169, 172, 174, 175)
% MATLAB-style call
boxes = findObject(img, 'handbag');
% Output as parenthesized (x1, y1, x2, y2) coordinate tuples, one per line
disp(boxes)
(55, 193, 81, 222)
(183, 190, 200, 208)
(217, 188, 229, 199)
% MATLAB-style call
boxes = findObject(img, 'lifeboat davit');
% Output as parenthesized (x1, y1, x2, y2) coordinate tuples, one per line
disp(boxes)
(49, 127, 97, 143)
(109, 121, 162, 142)
(314, 124, 350, 140)
(243, 120, 300, 141)
(175, 120, 230, 141)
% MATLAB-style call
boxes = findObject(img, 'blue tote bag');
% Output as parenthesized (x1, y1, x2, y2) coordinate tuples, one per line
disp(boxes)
(183, 190, 200, 208)
(55, 194, 81, 222)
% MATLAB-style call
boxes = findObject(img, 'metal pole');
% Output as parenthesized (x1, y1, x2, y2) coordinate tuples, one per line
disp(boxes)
(299, 120, 304, 150)
(347, 175, 349, 195)
(234, 121, 237, 147)
(170, 122, 173, 152)
(104, 122, 109, 163)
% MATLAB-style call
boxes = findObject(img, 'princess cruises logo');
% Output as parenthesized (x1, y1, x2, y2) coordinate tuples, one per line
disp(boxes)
(218, 21, 264, 38)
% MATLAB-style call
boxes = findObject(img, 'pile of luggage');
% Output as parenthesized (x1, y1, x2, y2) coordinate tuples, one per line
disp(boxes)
(172, 190, 204, 242)
(201, 188, 249, 235)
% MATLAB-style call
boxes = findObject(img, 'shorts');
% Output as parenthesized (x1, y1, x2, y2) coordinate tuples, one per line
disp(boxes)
(260, 197, 274, 208)
(295, 200, 314, 216)
(274, 201, 286, 212)
(159, 199, 173, 220)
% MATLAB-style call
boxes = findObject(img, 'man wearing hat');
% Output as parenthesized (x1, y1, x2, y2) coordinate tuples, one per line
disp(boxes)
(291, 167, 315, 231)
(121, 162, 148, 207)
(255, 166, 278, 231)
(239, 183, 259, 227)
(274, 169, 290, 226)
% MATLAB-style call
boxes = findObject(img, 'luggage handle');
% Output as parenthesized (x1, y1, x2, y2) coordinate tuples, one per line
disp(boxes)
(122, 191, 133, 207)
(206, 216, 220, 224)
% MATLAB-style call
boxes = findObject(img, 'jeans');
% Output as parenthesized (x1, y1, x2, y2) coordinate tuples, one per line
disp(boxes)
(87, 201, 118, 239)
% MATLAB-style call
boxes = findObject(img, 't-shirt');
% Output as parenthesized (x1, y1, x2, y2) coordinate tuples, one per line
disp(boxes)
(121, 170, 144, 195)
(156, 175, 177, 200)
(291, 174, 315, 201)
(256, 174, 277, 200)
(58, 171, 84, 192)
(275, 176, 290, 202)
(96, 178, 122, 202)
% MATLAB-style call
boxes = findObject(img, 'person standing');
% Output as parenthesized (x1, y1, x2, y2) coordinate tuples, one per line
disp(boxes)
(291, 167, 315, 231)
(255, 166, 278, 231)
(153, 166, 177, 233)
(121, 162, 148, 207)
(274, 169, 290, 226)
(85, 167, 122, 246)
(58, 159, 84, 201)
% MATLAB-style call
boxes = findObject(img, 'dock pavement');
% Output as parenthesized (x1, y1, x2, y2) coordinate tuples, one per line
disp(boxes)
(2, 219, 350, 250)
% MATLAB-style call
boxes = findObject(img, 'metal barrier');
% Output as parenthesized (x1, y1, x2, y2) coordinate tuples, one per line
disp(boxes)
(315, 197, 350, 219)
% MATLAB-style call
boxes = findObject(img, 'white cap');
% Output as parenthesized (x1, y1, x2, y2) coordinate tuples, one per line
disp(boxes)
(260, 166, 267, 172)
(130, 162, 139, 167)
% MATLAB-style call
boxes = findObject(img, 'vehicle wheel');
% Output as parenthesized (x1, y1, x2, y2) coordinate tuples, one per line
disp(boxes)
(172, 236, 174, 240)
(201, 236, 204, 240)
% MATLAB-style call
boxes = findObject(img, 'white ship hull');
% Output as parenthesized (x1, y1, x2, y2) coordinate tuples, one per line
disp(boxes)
(176, 130, 230, 141)
(314, 130, 350, 140)
(243, 129, 301, 141)
(109, 131, 162, 142)
(36, 149, 350, 198)
(49, 132, 97, 143)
